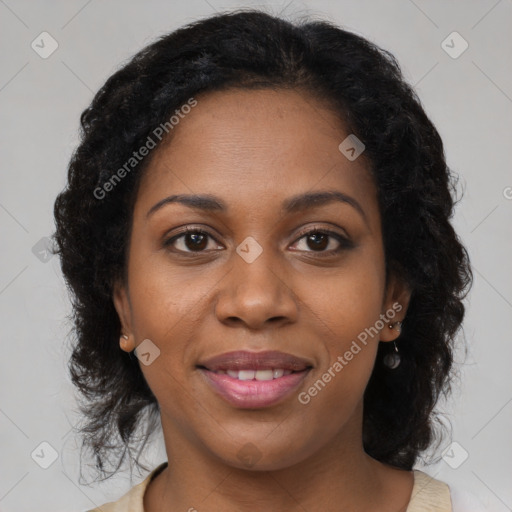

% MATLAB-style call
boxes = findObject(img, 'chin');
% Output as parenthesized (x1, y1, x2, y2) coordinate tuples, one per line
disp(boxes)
(209, 438, 317, 472)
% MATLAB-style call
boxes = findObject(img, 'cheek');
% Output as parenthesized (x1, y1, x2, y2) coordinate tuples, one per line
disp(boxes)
(127, 248, 209, 336)
(304, 252, 385, 347)
(297, 252, 384, 400)
(296, 299, 379, 432)
(125, 248, 227, 405)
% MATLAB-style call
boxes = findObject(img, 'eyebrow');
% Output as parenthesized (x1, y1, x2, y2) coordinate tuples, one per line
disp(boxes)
(146, 190, 367, 224)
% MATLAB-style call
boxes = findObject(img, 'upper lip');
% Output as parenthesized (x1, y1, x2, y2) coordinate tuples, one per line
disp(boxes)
(197, 350, 313, 372)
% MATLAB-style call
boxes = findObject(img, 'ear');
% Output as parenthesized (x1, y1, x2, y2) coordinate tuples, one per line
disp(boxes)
(112, 278, 134, 351)
(379, 272, 412, 342)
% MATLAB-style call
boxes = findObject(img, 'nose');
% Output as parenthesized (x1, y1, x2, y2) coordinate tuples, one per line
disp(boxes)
(214, 246, 299, 330)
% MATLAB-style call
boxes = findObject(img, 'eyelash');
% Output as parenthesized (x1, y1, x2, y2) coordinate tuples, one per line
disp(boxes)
(163, 225, 353, 257)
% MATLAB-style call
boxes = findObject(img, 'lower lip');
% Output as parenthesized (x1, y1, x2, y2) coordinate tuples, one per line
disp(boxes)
(199, 369, 310, 409)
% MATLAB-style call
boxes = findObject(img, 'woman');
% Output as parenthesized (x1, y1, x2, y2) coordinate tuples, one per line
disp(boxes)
(53, 9, 480, 511)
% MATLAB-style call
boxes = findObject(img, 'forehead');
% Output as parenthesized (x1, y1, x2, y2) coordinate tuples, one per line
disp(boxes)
(135, 88, 377, 219)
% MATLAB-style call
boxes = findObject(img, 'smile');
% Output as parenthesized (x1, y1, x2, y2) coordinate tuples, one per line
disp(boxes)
(212, 368, 293, 380)
(198, 367, 311, 409)
(196, 349, 313, 408)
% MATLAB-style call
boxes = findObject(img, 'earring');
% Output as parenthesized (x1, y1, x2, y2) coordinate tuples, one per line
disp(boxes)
(388, 321, 402, 333)
(383, 340, 401, 369)
(384, 321, 402, 369)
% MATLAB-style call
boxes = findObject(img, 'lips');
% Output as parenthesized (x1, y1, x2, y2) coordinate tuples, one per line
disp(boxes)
(197, 350, 312, 372)
(197, 350, 313, 409)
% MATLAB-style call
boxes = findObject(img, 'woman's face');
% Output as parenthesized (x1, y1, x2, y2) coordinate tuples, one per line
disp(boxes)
(114, 88, 409, 470)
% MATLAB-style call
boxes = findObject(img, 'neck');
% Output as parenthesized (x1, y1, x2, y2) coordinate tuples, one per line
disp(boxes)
(145, 404, 413, 512)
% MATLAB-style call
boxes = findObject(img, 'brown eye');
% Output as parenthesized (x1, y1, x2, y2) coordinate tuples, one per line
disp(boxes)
(304, 232, 329, 251)
(164, 228, 222, 253)
(291, 228, 353, 255)
(182, 232, 208, 251)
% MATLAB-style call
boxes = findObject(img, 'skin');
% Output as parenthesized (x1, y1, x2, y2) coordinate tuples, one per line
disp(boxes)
(114, 88, 413, 512)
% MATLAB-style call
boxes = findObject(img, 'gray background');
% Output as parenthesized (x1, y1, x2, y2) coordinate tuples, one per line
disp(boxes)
(1, 0, 511, 510)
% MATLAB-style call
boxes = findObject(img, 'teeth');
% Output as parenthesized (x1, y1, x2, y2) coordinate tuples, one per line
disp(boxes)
(255, 370, 273, 381)
(238, 370, 255, 381)
(221, 369, 294, 380)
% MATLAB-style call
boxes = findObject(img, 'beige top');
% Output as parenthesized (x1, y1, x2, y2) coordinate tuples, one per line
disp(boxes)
(86, 462, 453, 511)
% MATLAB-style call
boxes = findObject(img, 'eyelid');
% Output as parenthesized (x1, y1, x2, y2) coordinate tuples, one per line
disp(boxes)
(164, 224, 223, 240)
(290, 225, 353, 254)
(293, 224, 349, 241)
(163, 225, 224, 251)
(163, 223, 353, 259)
(164, 224, 349, 246)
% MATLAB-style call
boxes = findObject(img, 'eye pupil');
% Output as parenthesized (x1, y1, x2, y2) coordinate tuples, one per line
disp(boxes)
(307, 233, 328, 251)
(167, 228, 346, 256)
(186, 233, 207, 250)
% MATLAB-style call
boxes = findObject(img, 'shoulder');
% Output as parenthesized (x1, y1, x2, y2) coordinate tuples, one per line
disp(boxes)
(408, 470, 452, 511)
(408, 470, 487, 512)
(84, 462, 168, 512)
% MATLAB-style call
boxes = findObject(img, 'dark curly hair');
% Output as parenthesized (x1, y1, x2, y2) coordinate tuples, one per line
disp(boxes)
(52, 8, 472, 481)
